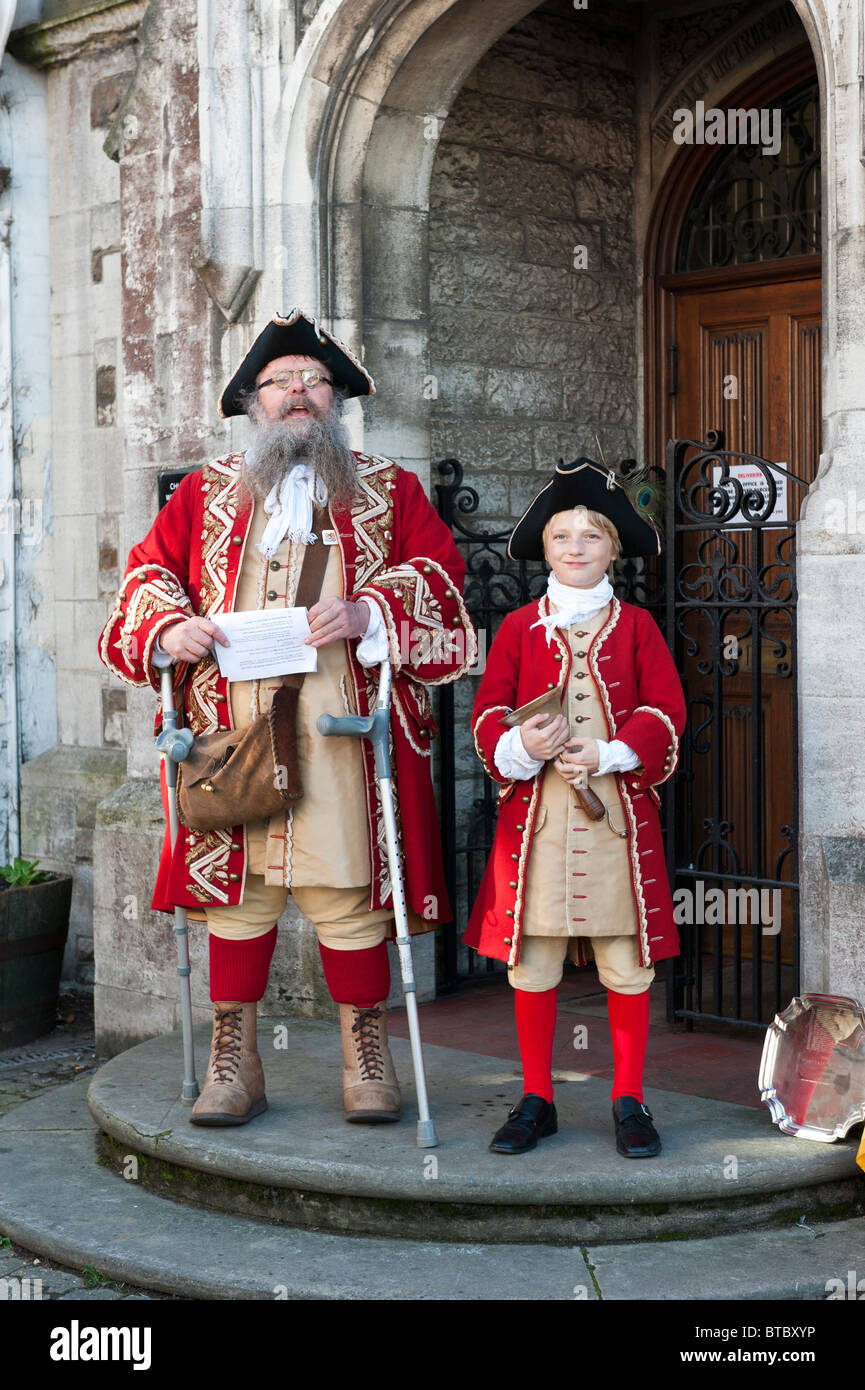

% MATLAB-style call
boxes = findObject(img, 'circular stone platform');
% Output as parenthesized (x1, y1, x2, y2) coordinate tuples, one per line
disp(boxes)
(87, 1018, 864, 1245)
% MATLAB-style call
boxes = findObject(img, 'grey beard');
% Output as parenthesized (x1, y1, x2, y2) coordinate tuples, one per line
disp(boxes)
(239, 408, 361, 509)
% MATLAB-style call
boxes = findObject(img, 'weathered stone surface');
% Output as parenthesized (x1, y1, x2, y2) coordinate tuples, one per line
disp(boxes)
(822, 837, 865, 884)
(442, 90, 536, 154)
(430, 307, 518, 365)
(536, 111, 635, 173)
(564, 371, 637, 425)
(571, 274, 636, 323)
(429, 205, 524, 257)
(456, 255, 572, 316)
(574, 169, 633, 222)
(429, 143, 480, 203)
(485, 368, 562, 418)
(524, 215, 603, 270)
(478, 151, 576, 217)
(430, 420, 528, 472)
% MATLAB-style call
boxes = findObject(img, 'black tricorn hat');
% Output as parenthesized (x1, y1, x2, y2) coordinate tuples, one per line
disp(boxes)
(508, 458, 663, 561)
(218, 308, 375, 418)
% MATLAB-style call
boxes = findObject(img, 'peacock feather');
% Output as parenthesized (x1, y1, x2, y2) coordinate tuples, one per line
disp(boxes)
(617, 458, 666, 532)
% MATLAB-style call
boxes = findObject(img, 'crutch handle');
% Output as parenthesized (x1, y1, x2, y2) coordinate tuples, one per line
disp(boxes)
(317, 712, 373, 738)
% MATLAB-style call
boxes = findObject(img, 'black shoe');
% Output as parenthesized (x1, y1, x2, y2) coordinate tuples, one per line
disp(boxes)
(612, 1096, 661, 1158)
(489, 1093, 558, 1155)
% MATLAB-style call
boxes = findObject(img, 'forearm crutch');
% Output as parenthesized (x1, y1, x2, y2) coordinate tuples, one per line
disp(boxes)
(155, 668, 199, 1104)
(317, 659, 439, 1148)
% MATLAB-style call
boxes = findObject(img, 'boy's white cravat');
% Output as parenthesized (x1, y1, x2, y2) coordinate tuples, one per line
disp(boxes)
(530, 573, 614, 644)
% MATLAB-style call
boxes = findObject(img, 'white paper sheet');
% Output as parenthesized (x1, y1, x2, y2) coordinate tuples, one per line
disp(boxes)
(211, 609, 318, 680)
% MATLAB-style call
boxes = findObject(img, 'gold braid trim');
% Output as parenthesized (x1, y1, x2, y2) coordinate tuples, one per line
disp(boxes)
(633, 704, 680, 785)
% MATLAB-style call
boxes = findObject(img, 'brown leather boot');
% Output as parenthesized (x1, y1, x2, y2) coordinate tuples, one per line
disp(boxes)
(339, 1002, 401, 1123)
(189, 1001, 267, 1126)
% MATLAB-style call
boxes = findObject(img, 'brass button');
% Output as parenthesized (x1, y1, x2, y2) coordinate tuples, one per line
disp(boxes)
(214, 693, 226, 702)
(509, 881, 517, 889)
(522, 795, 530, 803)
(511, 853, 519, 861)
(228, 873, 240, 882)
(516, 823, 524, 831)
(504, 936, 512, 945)
(506, 909, 514, 918)
(575, 672, 588, 679)
(444, 589, 454, 598)
(452, 615, 460, 625)
(554, 653, 563, 661)
(270, 560, 281, 572)
(576, 650, 587, 658)
(576, 693, 588, 701)
(575, 716, 587, 723)
(423, 565, 432, 573)
(576, 630, 588, 637)
(267, 590, 278, 601)
(546, 682, 555, 690)
(232, 536, 242, 545)
(231, 841, 241, 852)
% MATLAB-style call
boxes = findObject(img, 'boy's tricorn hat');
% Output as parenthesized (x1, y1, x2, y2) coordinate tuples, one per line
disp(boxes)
(508, 457, 663, 561)
(218, 308, 375, 418)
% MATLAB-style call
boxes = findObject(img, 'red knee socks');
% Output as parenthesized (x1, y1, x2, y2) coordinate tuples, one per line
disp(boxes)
(514, 987, 558, 1103)
(607, 987, 650, 1103)
(209, 925, 277, 1003)
(318, 941, 391, 1008)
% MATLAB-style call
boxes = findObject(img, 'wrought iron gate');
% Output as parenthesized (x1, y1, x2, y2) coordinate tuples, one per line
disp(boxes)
(664, 432, 807, 1029)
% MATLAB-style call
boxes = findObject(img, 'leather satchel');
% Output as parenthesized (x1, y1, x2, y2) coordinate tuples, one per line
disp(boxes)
(175, 507, 332, 834)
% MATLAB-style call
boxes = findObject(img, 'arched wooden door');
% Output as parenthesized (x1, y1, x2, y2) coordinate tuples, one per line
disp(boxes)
(646, 55, 821, 1026)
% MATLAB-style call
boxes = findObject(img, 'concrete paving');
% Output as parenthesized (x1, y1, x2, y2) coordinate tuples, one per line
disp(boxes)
(1, 1076, 863, 1300)
(82, 1017, 862, 1246)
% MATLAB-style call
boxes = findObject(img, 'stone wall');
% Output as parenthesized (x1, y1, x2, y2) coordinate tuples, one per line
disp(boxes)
(429, 0, 638, 528)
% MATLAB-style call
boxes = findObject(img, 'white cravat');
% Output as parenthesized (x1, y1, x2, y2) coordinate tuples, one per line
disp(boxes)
(258, 462, 329, 558)
(530, 572, 615, 644)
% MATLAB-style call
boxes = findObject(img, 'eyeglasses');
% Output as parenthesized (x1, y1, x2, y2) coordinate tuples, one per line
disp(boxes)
(257, 368, 334, 391)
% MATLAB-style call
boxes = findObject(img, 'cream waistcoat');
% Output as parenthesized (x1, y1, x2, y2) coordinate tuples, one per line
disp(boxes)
(230, 500, 370, 888)
(522, 604, 639, 938)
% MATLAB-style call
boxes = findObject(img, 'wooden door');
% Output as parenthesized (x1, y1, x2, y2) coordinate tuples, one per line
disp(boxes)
(672, 274, 820, 962)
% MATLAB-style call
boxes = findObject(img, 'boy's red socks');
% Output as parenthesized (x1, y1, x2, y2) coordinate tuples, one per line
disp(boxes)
(318, 940, 391, 1008)
(514, 987, 558, 1103)
(209, 925, 277, 1003)
(607, 987, 650, 1103)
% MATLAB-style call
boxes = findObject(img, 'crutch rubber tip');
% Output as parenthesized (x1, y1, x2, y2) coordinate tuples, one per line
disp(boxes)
(416, 1118, 439, 1148)
(180, 1082, 201, 1104)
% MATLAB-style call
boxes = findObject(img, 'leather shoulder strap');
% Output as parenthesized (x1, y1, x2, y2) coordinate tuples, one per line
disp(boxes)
(282, 505, 332, 691)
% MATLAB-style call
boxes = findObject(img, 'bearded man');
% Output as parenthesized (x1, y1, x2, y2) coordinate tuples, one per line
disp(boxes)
(98, 309, 476, 1128)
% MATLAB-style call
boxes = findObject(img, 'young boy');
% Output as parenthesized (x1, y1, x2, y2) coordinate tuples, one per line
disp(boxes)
(465, 458, 686, 1157)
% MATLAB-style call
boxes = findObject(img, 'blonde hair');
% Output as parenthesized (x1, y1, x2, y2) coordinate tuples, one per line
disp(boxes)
(542, 507, 621, 561)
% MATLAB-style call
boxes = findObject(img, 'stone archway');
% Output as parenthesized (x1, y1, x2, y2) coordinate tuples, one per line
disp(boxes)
(273, 0, 546, 481)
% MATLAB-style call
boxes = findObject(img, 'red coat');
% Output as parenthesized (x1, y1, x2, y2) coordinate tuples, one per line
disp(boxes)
(464, 596, 686, 969)
(98, 450, 477, 924)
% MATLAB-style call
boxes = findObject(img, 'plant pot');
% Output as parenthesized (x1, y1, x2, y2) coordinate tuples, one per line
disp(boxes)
(0, 873, 73, 1049)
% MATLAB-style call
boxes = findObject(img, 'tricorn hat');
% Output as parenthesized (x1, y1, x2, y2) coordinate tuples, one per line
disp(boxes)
(508, 458, 663, 561)
(218, 308, 375, 418)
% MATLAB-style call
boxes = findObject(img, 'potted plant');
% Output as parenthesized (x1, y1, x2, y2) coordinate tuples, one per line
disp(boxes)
(0, 857, 74, 1048)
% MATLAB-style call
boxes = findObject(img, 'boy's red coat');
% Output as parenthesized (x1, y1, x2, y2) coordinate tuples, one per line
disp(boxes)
(465, 596, 686, 969)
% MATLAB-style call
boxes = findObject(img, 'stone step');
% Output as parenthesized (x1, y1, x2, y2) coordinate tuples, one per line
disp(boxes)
(2, 1077, 864, 1301)
(83, 1018, 864, 1245)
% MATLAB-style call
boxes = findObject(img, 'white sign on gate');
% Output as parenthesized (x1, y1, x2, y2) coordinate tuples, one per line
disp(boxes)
(711, 462, 789, 527)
